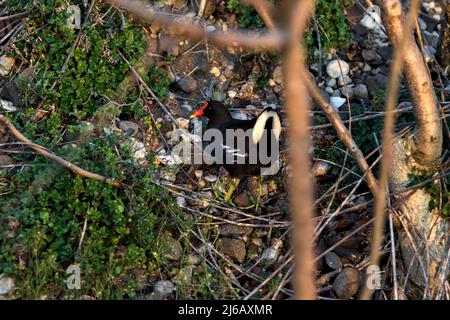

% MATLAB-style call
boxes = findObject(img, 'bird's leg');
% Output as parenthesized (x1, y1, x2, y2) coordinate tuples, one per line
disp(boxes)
(223, 177, 240, 203)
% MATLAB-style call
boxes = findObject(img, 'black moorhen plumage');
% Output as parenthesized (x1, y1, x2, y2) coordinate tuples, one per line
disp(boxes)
(189, 100, 282, 201)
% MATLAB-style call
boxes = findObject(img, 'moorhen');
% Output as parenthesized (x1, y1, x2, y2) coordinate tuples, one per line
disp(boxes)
(189, 100, 282, 202)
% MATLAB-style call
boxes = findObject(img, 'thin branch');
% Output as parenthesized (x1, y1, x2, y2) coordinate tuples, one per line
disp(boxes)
(0, 115, 123, 188)
(302, 72, 379, 196)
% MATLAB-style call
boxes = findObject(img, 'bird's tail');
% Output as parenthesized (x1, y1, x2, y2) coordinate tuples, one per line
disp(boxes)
(252, 108, 282, 144)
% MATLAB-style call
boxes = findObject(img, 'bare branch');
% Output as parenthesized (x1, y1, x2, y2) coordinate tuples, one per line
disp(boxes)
(104, 0, 286, 49)
(0, 115, 123, 188)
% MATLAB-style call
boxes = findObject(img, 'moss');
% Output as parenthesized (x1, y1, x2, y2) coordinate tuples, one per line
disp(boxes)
(307, 0, 354, 56)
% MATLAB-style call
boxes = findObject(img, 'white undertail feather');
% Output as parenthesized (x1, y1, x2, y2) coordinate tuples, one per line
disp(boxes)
(252, 110, 282, 144)
(221, 145, 247, 158)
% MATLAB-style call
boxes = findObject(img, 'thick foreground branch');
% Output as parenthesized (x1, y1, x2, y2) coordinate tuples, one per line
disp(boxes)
(382, 0, 442, 168)
(284, 0, 316, 300)
(378, 0, 445, 296)
(104, 0, 286, 49)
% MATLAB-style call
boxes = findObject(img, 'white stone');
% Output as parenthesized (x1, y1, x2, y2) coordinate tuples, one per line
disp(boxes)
(0, 274, 14, 295)
(204, 174, 217, 183)
(231, 111, 247, 120)
(0, 56, 15, 76)
(326, 59, 350, 79)
(327, 78, 337, 88)
(153, 280, 175, 298)
(360, 5, 382, 30)
(227, 90, 237, 99)
(0, 99, 16, 112)
(330, 96, 346, 110)
(176, 196, 186, 208)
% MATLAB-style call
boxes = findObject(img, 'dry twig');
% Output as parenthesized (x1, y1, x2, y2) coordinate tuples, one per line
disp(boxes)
(0, 115, 122, 188)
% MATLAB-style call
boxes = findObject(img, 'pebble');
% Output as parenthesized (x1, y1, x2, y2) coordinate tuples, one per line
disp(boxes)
(0, 274, 14, 295)
(327, 78, 337, 88)
(181, 103, 193, 112)
(326, 60, 350, 79)
(130, 138, 147, 163)
(0, 56, 15, 76)
(204, 174, 217, 183)
(198, 191, 212, 208)
(362, 63, 372, 72)
(0, 99, 16, 112)
(340, 86, 354, 99)
(234, 192, 251, 207)
(219, 238, 247, 263)
(333, 268, 360, 299)
(239, 82, 254, 98)
(424, 45, 437, 62)
(231, 111, 248, 120)
(161, 170, 177, 182)
(153, 280, 175, 299)
(424, 30, 440, 48)
(227, 90, 237, 99)
(223, 68, 234, 79)
(176, 196, 186, 208)
(118, 120, 139, 136)
(325, 87, 334, 94)
(330, 96, 346, 110)
(210, 66, 221, 77)
(361, 49, 381, 62)
(366, 73, 388, 93)
(194, 170, 203, 180)
(337, 75, 352, 87)
(418, 18, 427, 31)
(177, 77, 197, 93)
(312, 161, 332, 176)
(261, 239, 283, 267)
(325, 252, 343, 270)
(198, 179, 207, 189)
(353, 84, 369, 100)
(331, 90, 342, 98)
(206, 24, 216, 32)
